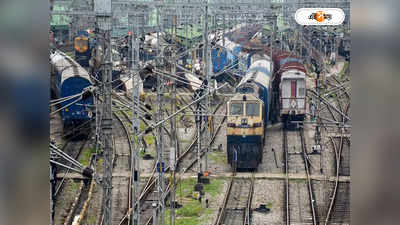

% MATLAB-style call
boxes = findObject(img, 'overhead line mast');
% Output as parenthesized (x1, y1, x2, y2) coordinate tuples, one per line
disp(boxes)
(94, 0, 113, 225)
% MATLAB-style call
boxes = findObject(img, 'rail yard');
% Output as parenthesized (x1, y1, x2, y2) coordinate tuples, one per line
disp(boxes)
(50, 1, 351, 225)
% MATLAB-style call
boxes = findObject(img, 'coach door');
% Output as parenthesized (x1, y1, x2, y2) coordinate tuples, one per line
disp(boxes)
(281, 79, 291, 109)
(296, 79, 306, 109)
(291, 80, 297, 98)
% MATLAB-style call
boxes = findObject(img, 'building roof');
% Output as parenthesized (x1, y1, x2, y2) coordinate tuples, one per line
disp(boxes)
(50, 2, 71, 27)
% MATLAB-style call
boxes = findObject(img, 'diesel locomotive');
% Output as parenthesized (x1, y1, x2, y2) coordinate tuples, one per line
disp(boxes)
(74, 30, 94, 68)
(226, 53, 273, 170)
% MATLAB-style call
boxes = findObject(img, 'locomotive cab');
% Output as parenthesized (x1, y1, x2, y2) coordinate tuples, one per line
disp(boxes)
(74, 31, 92, 68)
(227, 94, 264, 170)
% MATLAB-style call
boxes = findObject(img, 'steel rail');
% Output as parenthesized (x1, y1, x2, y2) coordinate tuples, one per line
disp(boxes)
(214, 174, 234, 225)
(54, 139, 88, 197)
(300, 128, 318, 225)
(324, 134, 344, 225)
(283, 129, 290, 225)
(244, 173, 255, 225)
(142, 100, 226, 225)
(113, 112, 133, 225)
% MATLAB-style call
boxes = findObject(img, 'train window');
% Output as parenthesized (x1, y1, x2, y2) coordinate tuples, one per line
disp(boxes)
(230, 103, 243, 116)
(246, 102, 259, 116)
(299, 87, 305, 97)
(74, 37, 88, 52)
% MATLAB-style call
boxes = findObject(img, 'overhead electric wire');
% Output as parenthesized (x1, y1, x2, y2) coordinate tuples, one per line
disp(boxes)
(153, 70, 204, 90)
(50, 143, 85, 170)
(136, 83, 228, 138)
(50, 95, 83, 116)
(49, 93, 83, 105)
(156, 69, 203, 87)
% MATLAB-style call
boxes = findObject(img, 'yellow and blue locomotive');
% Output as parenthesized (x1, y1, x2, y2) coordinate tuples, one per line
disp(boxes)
(227, 53, 273, 170)
(74, 30, 94, 68)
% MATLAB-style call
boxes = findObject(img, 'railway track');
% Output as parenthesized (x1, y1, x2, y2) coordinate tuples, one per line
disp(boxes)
(305, 67, 351, 225)
(283, 127, 290, 225)
(299, 128, 318, 225)
(54, 139, 88, 198)
(214, 173, 255, 225)
(112, 112, 133, 225)
(100, 90, 225, 225)
(53, 139, 90, 225)
(283, 127, 318, 225)
(140, 99, 226, 225)
(323, 76, 350, 224)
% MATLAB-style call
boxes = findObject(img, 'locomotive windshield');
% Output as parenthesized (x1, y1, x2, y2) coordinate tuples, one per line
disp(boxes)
(237, 86, 254, 94)
(246, 102, 260, 116)
(230, 102, 243, 116)
(74, 37, 89, 52)
(75, 38, 88, 47)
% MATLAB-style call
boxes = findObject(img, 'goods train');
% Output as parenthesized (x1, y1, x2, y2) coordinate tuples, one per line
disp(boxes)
(50, 50, 94, 134)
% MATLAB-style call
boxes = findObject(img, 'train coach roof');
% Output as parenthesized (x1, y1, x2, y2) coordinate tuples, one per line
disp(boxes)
(281, 69, 306, 79)
(50, 50, 92, 84)
(279, 62, 306, 74)
(238, 59, 272, 89)
(229, 93, 259, 102)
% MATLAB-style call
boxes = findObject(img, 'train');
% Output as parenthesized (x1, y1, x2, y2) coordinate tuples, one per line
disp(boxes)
(272, 50, 307, 123)
(226, 52, 272, 170)
(50, 50, 94, 135)
(74, 30, 95, 68)
(211, 24, 263, 74)
(219, 27, 307, 170)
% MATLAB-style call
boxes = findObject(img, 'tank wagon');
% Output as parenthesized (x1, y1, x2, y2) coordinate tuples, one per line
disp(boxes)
(50, 50, 94, 134)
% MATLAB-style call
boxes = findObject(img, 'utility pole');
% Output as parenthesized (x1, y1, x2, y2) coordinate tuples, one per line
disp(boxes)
(311, 58, 322, 158)
(131, 16, 140, 225)
(50, 163, 55, 225)
(222, 14, 225, 47)
(95, 0, 113, 224)
(202, 3, 211, 174)
(195, 88, 203, 184)
(169, 14, 178, 225)
(156, 51, 165, 225)
(156, 7, 165, 225)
